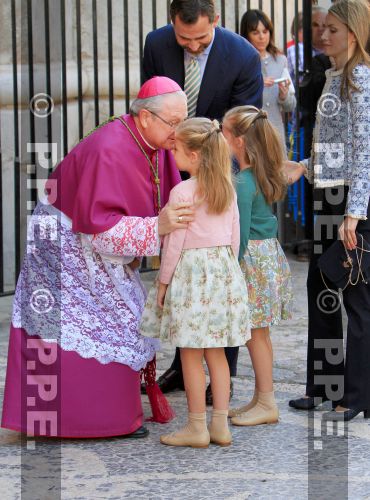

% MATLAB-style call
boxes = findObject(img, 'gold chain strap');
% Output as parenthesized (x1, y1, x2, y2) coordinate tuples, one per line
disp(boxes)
(320, 234, 370, 295)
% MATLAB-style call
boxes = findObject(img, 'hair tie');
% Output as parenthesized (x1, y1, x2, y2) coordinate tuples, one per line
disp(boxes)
(252, 110, 268, 125)
(203, 121, 221, 141)
(211, 119, 222, 133)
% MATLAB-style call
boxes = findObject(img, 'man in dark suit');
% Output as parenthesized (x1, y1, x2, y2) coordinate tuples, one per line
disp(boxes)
(142, 0, 263, 402)
(143, 0, 263, 120)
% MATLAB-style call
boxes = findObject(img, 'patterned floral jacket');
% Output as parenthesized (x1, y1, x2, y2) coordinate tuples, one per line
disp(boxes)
(304, 63, 370, 220)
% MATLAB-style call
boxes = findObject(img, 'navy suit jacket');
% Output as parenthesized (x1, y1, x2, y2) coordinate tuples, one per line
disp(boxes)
(143, 25, 263, 121)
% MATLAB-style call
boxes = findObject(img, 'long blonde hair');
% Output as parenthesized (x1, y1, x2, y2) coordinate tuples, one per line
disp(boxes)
(223, 106, 286, 205)
(329, 0, 370, 99)
(175, 118, 234, 214)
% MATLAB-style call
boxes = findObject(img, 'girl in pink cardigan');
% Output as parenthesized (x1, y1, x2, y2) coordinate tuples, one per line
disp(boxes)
(141, 118, 250, 448)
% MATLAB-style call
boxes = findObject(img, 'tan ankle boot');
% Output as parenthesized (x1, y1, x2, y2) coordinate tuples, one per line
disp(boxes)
(231, 391, 279, 426)
(208, 409, 232, 446)
(160, 412, 210, 448)
(228, 388, 258, 418)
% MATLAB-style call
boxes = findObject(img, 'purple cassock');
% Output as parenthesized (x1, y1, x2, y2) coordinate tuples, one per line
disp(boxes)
(1, 114, 180, 437)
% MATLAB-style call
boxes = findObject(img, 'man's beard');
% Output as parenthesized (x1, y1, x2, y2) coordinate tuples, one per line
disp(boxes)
(183, 42, 210, 56)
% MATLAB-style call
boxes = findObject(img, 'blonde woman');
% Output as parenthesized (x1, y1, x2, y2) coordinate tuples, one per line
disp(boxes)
(141, 118, 251, 447)
(222, 106, 293, 426)
(287, 0, 370, 421)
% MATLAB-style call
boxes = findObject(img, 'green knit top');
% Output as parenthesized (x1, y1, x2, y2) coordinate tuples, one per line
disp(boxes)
(236, 168, 278, 261)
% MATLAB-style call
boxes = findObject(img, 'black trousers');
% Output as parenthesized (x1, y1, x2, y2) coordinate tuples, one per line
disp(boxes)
(306, 187, 370, 410)
(170, 347, 239, 378)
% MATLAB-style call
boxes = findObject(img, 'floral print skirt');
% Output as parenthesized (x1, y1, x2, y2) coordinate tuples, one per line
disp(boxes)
(140, 246, 251, 348)
(240, 239, 293, 328)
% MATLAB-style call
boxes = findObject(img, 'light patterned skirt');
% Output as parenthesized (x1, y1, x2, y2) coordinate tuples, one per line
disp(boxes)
(140, 246, 251, 348)
(240, 238, 293, 328)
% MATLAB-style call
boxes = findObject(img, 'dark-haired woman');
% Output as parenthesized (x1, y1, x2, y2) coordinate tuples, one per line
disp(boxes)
(240, 9, 296, 151)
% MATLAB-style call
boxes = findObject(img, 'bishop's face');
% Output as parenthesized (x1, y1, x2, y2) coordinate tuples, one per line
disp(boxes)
(141, 94, 188, 150)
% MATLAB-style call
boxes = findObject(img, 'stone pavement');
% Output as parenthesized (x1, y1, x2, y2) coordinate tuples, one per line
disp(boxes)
(0, 256, 370, 499)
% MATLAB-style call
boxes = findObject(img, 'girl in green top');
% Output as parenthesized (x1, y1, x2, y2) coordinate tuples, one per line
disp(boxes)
(222, 105, 293, 426)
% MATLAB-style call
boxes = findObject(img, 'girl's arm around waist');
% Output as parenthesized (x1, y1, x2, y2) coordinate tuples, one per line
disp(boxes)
(231, 194, 240, 258)
(237, 179, 254, 261)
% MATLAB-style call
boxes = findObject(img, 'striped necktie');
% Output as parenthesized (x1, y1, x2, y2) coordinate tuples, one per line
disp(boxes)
(184, 57, 201, 118)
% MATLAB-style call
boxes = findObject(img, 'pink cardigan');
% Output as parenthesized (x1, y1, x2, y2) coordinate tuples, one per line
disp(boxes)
(159, 178, 240, 284)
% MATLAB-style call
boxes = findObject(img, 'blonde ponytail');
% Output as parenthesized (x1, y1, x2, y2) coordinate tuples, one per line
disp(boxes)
(175, 118, 234, 214)
(223, 105, 286, 205)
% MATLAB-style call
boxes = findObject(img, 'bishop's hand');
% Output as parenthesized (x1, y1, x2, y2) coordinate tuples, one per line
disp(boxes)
(158, 202, 195, 236)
